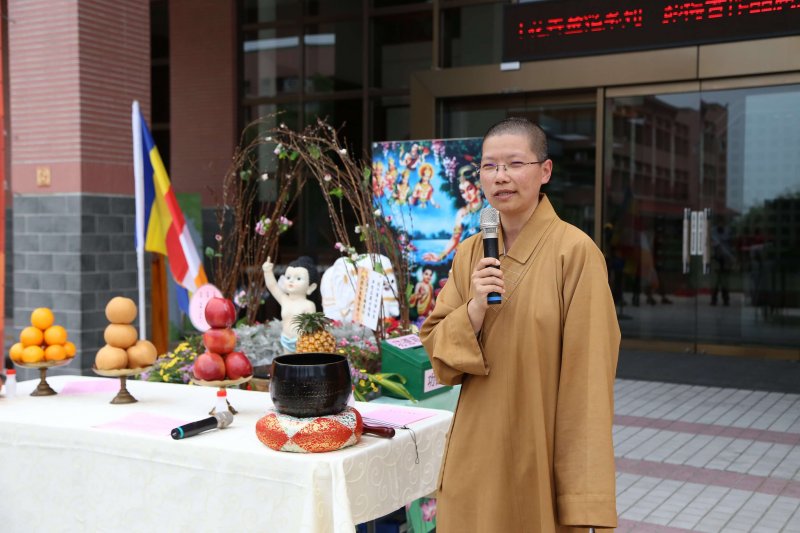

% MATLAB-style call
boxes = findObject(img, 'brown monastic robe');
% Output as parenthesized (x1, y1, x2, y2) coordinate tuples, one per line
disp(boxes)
(420, 195, 620, 532)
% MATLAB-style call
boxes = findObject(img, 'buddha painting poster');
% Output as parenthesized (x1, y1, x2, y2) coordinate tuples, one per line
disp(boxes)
(371, 138, 485, 325)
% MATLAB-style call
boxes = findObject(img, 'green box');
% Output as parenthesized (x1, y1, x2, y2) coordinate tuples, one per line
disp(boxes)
(380, 336, 451, 400)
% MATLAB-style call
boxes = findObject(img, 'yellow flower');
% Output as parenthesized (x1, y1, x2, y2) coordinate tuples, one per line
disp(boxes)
(371, 383, 378, 392)
(165, 358, 178, 369)
(359, 379, 366, 387)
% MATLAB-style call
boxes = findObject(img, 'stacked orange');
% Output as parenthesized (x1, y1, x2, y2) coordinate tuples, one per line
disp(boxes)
(9, 308, 76, 364)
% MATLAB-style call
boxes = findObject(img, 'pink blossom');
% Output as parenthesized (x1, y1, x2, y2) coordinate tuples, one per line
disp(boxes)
(420, 499, 437, 522)
(255, 220, 267, 236)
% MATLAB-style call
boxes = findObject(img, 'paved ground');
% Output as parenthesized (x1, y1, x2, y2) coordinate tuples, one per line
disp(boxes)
(614, 378, 800, 532)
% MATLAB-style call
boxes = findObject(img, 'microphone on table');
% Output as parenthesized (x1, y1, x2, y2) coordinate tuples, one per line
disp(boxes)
(171, 411, 233, 440)
(480, 206, 502, 305)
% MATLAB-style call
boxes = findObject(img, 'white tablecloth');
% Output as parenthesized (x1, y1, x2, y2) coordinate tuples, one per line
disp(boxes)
(0, 376, 452, 533)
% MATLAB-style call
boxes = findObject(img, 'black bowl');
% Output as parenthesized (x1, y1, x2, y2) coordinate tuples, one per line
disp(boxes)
(270, 353, 351, 418)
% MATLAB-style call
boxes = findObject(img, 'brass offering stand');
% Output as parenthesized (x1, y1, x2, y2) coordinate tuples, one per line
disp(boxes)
(191, 376, 252, 415)
(15, 359, 74, 396)
(92, 365, 153, 404)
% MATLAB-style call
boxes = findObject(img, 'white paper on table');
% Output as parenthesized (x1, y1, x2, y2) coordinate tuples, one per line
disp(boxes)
(352, 268, 383, 331)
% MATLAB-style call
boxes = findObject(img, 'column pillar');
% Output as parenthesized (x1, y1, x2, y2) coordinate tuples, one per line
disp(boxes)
(8, 0, 150, 376)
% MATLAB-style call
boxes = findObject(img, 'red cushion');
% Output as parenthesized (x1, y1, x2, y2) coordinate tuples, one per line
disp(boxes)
(255, 407, 363, 453)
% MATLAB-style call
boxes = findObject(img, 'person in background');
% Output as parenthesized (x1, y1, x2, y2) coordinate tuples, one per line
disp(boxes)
(711, 223, 734, 306)
(421, 117, 620, 532)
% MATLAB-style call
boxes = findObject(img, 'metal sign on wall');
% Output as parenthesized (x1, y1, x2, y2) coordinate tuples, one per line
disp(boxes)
(504, 0, 800, 63)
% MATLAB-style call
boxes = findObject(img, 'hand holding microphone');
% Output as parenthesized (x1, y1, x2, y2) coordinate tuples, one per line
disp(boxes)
(467, 208, 504, 333)
(171, 411, 233, 440)
(478, 207, 503, 305)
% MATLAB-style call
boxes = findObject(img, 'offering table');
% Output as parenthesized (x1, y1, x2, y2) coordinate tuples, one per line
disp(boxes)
(0, 376, 452, 533)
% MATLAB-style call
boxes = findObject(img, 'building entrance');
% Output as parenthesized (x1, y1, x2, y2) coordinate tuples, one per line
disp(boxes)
(603, 84, 800, 356)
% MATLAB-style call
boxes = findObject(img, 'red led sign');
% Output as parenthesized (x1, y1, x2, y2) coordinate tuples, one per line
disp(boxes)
(504, 0, 800, 62)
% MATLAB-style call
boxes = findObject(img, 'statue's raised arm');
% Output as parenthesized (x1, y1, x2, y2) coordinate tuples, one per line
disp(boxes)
(263, 256, 319, 353)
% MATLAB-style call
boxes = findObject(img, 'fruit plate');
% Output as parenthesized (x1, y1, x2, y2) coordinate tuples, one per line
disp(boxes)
(92, 365, 154, 405)
(92, 365, 153, 378)
(191, 375, 252, 388)
(14, 359, 74, 370)
(14, 358, 75, 396)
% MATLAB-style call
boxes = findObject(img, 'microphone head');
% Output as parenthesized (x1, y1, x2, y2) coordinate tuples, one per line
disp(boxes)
(215, 410, 234, 429)
(480, 207, 499, 237)
(480, 207, 499, 229)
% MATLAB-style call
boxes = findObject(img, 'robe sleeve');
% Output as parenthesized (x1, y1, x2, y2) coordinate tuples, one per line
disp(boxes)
(554, 238, 620, 529)
(420, 246, 489, 386)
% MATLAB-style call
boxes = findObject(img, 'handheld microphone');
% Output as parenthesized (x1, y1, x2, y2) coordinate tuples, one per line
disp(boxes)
(171, 411, 233, 440)
(480, 207, 502, 305)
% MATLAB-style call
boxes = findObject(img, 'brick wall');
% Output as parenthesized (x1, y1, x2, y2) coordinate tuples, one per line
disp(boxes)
(170, 0, 237, 206)
(8, 0, 149, 196)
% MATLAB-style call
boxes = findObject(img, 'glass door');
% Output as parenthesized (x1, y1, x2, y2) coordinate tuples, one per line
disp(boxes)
(603, 92, 702, 350)
(604, 84, 800, 353)
(696, 84, 800, 351)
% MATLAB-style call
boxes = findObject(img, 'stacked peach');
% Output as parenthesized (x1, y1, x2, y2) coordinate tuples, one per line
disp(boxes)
(9, 308, 76, 364)
(95, 297, 158, 371)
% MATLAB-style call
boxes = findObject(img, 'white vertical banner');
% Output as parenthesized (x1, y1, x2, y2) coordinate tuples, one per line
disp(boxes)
(352, 268, 383, 331)
(132, 100, 147, 340)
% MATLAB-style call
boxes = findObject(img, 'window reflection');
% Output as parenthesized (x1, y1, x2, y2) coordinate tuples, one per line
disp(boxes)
(305, 21, 363, 94)
(441, 4, 503, 68)
(306, 0, 360, 16)
(371, 12, 432, 89)
(371, 96, 410, 142)
(243, 29, 301, 97)
(242, 0, 300, 24)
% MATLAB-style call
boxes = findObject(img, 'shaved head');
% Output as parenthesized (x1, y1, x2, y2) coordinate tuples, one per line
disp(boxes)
(483, 117, 548, 161)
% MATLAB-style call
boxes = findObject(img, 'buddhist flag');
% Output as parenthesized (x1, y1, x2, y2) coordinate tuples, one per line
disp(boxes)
(132, 101, 207, 318)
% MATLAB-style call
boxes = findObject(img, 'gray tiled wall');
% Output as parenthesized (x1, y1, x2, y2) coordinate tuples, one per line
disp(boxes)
(10, 194, 145, 380)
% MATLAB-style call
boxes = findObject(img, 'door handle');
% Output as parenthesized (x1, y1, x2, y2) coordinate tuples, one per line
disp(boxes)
(682, 208, 691, 274)
(683, 208, 712, 275)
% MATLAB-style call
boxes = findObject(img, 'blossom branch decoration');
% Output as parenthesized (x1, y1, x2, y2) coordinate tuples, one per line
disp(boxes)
(208, 118, 306, 324)
(269, 119, 412, 336)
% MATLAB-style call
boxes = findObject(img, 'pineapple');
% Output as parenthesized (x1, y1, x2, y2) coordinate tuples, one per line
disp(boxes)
(293, 312, 336, 353)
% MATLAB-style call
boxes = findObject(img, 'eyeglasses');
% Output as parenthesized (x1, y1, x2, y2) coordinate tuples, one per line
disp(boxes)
(477, 161, 545, 177)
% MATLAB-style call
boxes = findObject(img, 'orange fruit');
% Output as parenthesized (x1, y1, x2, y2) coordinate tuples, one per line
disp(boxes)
(21, 345, 45, 363)
(9, 342, 24, 363)
(30, 307, 55, 330)
(44, 325, 68, 346)
(64, 341, 76, 357)
(44, 344, 67, 361)
(20, 326, 44, 347)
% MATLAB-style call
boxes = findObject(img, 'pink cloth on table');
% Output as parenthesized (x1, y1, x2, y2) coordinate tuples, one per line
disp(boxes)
(94, 413, 189, 438)
(362, 406, 437, 427)
(61, 380, 120, 395)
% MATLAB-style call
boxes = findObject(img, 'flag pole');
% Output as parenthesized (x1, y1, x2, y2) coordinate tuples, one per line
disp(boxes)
(132, 100, 147, 341)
